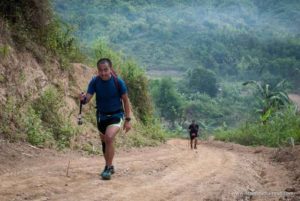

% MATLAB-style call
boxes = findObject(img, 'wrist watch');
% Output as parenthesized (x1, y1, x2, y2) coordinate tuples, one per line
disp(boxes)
(125, 117, 131, 122)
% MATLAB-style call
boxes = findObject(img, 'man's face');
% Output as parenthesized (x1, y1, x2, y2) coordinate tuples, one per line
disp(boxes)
(98, 63, 111, 80)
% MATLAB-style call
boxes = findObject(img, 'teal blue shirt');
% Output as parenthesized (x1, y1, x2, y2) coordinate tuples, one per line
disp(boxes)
(87, 75, 127, 120)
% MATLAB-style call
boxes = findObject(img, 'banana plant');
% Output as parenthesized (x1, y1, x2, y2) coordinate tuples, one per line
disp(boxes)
(243, 80, 291, 123)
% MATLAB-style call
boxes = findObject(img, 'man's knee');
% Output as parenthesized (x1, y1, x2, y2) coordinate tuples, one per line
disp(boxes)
(105, 135, 115, 144)
(105, 126, 119, 143)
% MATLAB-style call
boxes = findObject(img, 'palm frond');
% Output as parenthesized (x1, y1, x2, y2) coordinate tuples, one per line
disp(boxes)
(274, 80, 286, 90)
(243, 80, 264, 95)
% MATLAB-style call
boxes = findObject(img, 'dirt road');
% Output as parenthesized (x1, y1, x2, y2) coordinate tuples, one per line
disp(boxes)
(0, 139, 298, 201)
(289, 94, 300, 110)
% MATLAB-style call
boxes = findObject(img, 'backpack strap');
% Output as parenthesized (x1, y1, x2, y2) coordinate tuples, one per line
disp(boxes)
(111, 74, 122, 98)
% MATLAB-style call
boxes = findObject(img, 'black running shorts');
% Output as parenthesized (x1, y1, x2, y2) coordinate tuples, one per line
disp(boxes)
(97, 117, 122, 134)
(190, 133, 198, 140)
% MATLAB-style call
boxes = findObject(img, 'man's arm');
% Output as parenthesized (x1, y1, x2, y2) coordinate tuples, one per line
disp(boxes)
(121, 93, 131, 133)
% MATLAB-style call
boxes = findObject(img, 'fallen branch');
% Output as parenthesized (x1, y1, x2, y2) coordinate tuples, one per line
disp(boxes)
(27, 144, 40, 150)
(22, 153, 34, 157)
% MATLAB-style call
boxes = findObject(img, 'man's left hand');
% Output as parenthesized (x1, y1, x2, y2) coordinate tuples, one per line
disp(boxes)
(123, 121, 131, 133)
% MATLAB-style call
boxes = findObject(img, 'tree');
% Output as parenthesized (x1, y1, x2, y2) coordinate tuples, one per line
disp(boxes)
(185, 66, 218, 97)
(153, 78, 183, 128)
(243, 80, 291, 123)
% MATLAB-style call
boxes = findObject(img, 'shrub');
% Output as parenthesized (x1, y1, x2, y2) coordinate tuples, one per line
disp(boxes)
(120, 60, 153, 123)
(0, 97, 23, 141)
(24, 106, 53, 146)
(32, 86, 78, 148)
(116, 121, 167, 148)
(214, 106, 300, 147)
(0, 1, 85, 68)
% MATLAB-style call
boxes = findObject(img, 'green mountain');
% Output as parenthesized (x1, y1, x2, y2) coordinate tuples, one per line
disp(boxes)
(53, 0, 299, 85)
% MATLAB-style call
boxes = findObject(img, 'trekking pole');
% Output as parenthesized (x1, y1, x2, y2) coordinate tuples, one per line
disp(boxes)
(77, 93, 84, 125)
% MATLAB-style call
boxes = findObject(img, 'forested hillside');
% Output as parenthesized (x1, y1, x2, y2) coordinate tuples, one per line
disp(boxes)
(53, 0, 300, 87)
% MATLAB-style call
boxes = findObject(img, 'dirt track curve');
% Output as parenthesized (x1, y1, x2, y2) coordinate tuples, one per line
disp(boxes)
(0, 139, 298, 201)
(289, 94, 300, 110)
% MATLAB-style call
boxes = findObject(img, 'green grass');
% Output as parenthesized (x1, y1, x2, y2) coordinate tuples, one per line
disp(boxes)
(116, 121, 168, 148)
(0, 44, 10, 58)
(214, 106, 300, 147)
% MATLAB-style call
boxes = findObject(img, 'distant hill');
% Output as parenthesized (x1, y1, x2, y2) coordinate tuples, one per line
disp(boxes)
(53, 0, 300, 86)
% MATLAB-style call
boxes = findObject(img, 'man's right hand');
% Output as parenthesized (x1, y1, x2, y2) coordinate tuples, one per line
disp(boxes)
(79, 93, 93, 105)
(79, 92, 86, 101)
(79, 92, 89, 105)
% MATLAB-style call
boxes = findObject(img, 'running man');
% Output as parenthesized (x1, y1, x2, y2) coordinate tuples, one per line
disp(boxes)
(188, 120, 199, 149)
(79, 58, 131, 180)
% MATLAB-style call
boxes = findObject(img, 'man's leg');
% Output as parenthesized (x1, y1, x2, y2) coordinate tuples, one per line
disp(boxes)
(104, 126, 120, 166)
(100, 125, 120, 180)
(194, 138, 197, 149)
(97, 118, 108, 160)
(190, 138, 193, 149)
(99, 133, 108, 161)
